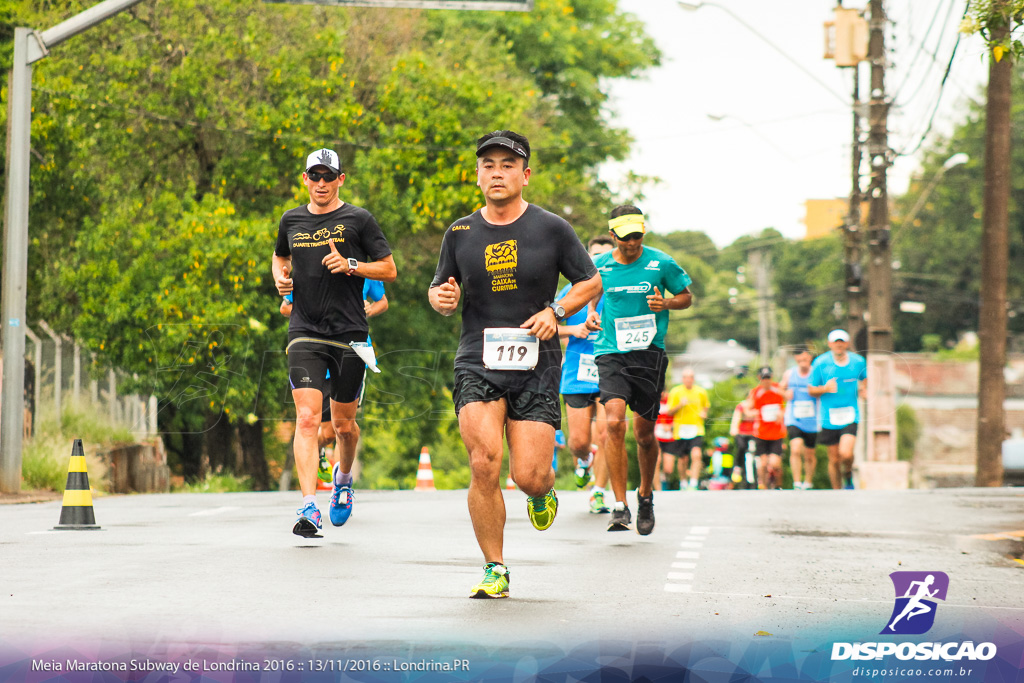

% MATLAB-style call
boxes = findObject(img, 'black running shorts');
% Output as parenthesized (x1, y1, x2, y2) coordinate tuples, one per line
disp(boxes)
(453, 369, 561, 429)
(786, 425, 818, 448)
(288, 340, 365, 404)
(564, 392, 600, 410)
(595, 348, 667, 421)
(818, 423, 858, 446)
(753, 437, 783, 456)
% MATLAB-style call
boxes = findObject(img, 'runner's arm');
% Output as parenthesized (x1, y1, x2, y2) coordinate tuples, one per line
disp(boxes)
(352, 254, 397, 283)
(272, 254, 292, 296)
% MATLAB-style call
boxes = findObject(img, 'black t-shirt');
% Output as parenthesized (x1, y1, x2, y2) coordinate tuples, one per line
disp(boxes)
(275, 203, 392, 340)
(430, 204, 597, 388)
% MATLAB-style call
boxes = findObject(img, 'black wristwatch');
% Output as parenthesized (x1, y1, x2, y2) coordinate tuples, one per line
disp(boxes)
(548, 303, 566, 321)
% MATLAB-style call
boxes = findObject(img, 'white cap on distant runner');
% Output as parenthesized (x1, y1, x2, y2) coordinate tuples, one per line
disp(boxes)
(828, 329, 850, 343)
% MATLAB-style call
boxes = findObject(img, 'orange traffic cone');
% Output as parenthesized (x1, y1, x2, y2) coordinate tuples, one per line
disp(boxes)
(415, 447, 436, 491)
(505, 475, 516, 490)
(53, 439, 101, 530)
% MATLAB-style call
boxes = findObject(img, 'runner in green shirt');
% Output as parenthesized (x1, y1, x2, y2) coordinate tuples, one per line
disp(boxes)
(586, 205, 693, 535)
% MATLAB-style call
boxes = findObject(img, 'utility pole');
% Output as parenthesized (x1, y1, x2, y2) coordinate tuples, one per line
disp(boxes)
(825, 2, 868, 350)
(749, 246, 775, 367)
(864, 0, 899, 472)
(976, 4, 1011, 487)
(845, 66, 865, 350)
(0, 0, 148, 494)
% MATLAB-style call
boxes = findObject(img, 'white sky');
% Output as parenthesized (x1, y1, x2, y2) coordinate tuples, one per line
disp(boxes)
(603, 0, 990, 246)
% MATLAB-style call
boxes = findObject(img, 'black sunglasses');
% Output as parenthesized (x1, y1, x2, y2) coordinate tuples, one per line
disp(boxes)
(616, 232, 644, 242)
(307, 170, 339, 183)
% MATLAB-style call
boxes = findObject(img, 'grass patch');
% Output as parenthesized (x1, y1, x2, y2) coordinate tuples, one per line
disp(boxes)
(173, 472, 253, 493)
(21, 406, 129, 492)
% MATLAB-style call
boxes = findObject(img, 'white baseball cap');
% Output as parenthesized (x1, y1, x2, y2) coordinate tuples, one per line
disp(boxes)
(828, 329, 850, 343)
(305, 148, 341, 174)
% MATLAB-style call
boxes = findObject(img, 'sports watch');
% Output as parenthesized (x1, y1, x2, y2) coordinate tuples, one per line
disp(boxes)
(548, 303, 566, 321)
(347, 258, 359, 272)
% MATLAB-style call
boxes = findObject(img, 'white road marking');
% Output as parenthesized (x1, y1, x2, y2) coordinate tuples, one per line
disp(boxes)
(690, 526, 710, 535)
(679, 541, 703, 548)
(667, 572, 694, 581)
(664, 584, 692, 593)
(188, 506, 238, 517)
(676, 551, 700, 559)
(672, 562, 696, 569)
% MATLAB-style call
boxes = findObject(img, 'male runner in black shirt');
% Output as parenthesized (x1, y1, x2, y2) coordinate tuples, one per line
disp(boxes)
(429, 130, 602, 598)
(273, 148, 396, 537)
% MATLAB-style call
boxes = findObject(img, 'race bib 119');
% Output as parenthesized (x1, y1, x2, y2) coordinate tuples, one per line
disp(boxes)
(482, 328, 539, 371)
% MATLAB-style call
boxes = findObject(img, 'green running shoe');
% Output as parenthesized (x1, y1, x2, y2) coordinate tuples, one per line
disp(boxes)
(317, 448, 331, 483)
(589, 489, 610, 514)
(469, 562, 509, 599)
(574, 458, 592, 489)
(527, 488, 558, 530)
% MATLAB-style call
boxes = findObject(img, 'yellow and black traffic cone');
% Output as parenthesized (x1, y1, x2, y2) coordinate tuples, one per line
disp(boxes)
(53, 439, 100, 530)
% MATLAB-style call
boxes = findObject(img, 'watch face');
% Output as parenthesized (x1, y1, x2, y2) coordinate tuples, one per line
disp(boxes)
(348, 258, 358, 268)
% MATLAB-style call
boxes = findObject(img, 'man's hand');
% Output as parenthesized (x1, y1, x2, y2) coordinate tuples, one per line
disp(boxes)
(276, 265, 293, 296)
(584, 310, 602, 332)
(646, 286, 667, 312)
(569, 324, 591, 339)
(323, 239, 351, 274)
(521, 307, 558, 341)
(825, 378, 839, 393)
(433, 277, 461, 315)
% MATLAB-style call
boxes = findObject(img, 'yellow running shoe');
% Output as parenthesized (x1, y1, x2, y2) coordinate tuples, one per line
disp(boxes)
(469, 563, 509, 599)
(316, 448, 331, 483)
(526, 488, 558, 530)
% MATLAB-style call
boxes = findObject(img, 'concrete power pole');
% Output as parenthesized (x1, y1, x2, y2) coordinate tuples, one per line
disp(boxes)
(862, 0, 903, 486)
(749, 246, 775, 367)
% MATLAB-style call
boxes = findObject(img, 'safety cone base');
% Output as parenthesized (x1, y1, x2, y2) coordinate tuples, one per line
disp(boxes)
(416, 447, 436, 491)
(53, 439, 101, 530)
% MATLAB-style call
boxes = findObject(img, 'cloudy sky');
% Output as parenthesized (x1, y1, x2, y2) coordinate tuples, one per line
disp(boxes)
(603, 0, 989, 246)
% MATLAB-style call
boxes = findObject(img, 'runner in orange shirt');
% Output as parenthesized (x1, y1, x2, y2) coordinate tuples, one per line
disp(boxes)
(746, 366, 786, 489)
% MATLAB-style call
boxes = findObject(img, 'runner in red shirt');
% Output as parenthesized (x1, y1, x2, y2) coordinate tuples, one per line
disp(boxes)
(747, 366, 786, 489)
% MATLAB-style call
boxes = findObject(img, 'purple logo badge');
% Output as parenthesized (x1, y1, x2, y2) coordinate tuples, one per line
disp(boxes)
(881, 571, 949, 635)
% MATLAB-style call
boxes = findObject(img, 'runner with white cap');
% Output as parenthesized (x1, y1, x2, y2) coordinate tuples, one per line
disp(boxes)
(808, 329, 866, 489)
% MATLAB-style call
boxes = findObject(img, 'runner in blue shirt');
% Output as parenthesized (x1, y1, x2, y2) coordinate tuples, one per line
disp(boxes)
(556, 234, 614, 513)
(808, 329, 866, 489)
(780, 347, 819, 490)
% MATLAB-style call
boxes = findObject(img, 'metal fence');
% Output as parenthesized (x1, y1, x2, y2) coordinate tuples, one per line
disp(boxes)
(14, 319, 157, 438)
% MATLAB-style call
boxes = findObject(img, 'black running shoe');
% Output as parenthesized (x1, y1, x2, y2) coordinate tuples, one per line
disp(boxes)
(636, 492, 654, 536)
(607, 505, 631, 532)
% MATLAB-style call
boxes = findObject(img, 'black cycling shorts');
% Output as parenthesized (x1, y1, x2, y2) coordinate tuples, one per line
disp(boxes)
(786, 425, 818, 448)
(661, 436, 703, 457)
(288, 340, 365, 404)
(564, 392, 600, 410)
(595, 348, 667, 422)
(453, 369, 561, 429)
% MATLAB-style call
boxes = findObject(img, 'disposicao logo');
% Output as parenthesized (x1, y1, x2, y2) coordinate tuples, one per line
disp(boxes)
(831, 571, 997, 663)
(882, 571, 948, 635)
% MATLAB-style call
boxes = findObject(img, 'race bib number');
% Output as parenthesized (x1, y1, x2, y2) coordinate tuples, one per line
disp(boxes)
(792, 400, 815, 419)
(829, 406, 856, 426)
(482, 328, 539, 371)
(760, 404, 781, 423)
(577, 354, 599, 383)
(676, 424, 699, 440)
(614, 314, 656, 351)
(655, 423, 674, 441)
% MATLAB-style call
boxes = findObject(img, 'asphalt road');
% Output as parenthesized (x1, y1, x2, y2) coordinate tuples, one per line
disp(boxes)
(2, 487, 1022, 647)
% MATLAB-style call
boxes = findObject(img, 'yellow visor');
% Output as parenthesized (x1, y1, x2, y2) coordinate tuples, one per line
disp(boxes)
(608, 213, 646, 238)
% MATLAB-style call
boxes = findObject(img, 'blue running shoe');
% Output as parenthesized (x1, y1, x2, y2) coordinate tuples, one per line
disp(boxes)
(293, 501, 322, 538)
(330, 464, 355, 526)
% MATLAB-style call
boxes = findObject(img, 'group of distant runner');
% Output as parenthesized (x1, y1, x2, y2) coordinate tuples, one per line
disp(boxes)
(272, 130, 867, 600)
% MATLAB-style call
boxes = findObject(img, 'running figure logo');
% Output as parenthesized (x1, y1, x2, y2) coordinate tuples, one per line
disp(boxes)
(881, 571, 949, 635)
